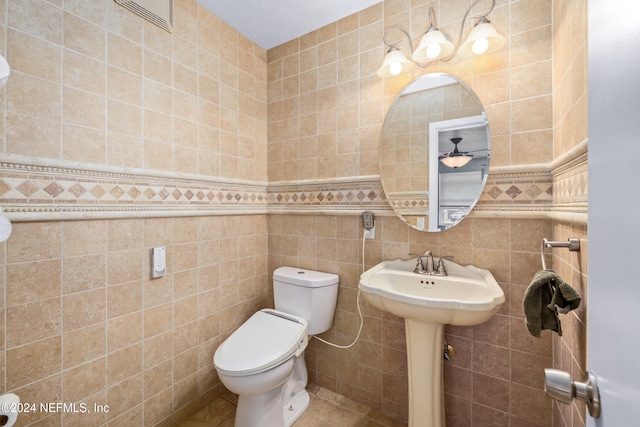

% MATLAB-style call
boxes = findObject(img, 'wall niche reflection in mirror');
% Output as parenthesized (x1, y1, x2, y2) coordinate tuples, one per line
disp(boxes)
(379, 73, 491, 231)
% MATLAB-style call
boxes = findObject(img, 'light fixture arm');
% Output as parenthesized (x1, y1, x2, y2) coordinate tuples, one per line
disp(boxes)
(427, 6, 439, 32)
(382, 26, 439, 72)
(382, 26, 414, 52)
(440, 0, 497, 62)
(383, 26, 438, 70)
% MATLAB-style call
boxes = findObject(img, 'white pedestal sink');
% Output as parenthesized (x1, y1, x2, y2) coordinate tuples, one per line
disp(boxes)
(359, 258, 505, 427)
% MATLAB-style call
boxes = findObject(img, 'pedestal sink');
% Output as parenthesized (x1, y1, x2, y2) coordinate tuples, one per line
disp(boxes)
(359, 258, 505, 427)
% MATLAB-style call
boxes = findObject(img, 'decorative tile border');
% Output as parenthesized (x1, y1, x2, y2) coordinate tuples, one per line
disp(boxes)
(551, 150, 588, 208)
(385, 191, 429, 216)
(480, 170, 553, 205)
(0, 148, 587, 223)
(547, 141, 588, 223)
(267, 176, 388, 215)
(471, 165, 554, 218)
(0, 155, 268, 221)
(268, 167, 557, 218)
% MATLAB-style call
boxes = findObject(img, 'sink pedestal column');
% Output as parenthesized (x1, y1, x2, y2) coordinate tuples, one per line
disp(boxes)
(405, 319, 445, 427)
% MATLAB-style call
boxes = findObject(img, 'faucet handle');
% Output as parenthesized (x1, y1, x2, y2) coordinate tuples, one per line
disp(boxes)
(436, 256, 453, 276)
(408, 253, 424, 273)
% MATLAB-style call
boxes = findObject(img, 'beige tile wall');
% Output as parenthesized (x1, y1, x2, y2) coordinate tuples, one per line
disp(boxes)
(1, 0, 270, 426)
(267, 0, 555, 183)
(4, 0, 267, 181)
(550, 222, 587, 427)
(266, 0, 563, 424)
(551, 1, 588, 427)
(268, 215, 554, 424)
(3, 215, 268, 426)
(552, 0, 588, 159)
(0, 0, 589, 426)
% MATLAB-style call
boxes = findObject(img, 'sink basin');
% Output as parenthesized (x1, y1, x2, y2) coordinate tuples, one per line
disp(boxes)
(359, 258, 505, 426)
(359, 258, 505, 326)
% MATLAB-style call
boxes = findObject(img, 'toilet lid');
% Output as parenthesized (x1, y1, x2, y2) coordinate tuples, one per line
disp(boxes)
(214, 309, 308, 376)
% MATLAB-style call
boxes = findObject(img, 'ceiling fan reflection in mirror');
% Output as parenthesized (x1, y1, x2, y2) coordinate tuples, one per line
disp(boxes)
(439, 137, 472, 168)
(439, 137, 490, 169)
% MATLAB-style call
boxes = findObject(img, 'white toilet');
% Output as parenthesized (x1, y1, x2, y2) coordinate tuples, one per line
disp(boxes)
(213, 266, 339, 427)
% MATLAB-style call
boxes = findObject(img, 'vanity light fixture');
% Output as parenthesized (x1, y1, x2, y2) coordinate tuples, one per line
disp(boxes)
(377, 0, 505, 79)
(440, 138, 473, 169)
(377, 42, 415, 78)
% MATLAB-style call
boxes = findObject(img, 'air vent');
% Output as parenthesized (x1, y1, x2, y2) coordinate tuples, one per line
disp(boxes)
(115, 0, 173, 32)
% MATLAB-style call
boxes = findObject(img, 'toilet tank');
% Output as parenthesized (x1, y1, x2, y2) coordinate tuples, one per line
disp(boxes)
(273, 267, 339, 335)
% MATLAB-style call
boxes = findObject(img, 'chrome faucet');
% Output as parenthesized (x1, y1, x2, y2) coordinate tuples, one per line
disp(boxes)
(408, 252, 452, 276)
(423, 251, 435, 274)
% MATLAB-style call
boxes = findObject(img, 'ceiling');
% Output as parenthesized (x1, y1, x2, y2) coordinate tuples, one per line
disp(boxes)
(195, 0, 383, 50)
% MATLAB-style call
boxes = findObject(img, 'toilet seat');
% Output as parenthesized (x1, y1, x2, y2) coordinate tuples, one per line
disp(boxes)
(214, 309, 308, 376)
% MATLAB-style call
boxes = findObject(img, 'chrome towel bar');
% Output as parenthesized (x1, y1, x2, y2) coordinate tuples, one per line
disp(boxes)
(540, 238, 580, 270)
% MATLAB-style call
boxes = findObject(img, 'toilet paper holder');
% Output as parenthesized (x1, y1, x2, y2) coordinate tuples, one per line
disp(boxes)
(544, 368, 601, 418)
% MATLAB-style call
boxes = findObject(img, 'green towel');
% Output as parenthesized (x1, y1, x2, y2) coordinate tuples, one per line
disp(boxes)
(522, 270, 581, 337)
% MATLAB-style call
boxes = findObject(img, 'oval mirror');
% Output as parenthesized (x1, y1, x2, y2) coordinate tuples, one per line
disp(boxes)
(379, 73, 491, 231)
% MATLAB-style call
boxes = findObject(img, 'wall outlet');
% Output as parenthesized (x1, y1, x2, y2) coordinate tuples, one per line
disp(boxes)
(364, 223, 376, 239)
(362, 211, 375, 230)
(151, 246, 166, 278)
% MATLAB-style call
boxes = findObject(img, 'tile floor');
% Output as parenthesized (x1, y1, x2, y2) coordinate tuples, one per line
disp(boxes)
(179, 384, 407, 427)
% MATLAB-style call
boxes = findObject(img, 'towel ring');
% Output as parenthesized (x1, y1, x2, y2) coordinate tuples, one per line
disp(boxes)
(540, 238, 580, 270)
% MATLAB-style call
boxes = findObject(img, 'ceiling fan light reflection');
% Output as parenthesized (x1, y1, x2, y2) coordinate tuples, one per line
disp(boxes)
(441, 155, 472, 168)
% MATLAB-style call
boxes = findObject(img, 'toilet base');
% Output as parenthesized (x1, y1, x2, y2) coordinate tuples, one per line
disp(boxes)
(230, 356, 310, 427)
(283, 389, 310, 427)
(233, 385, 310, 427)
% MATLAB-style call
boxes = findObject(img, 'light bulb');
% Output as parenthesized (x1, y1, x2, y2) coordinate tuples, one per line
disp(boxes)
(472, 37, 489, 55)
(389, 62, 402, 76)
(426, 44, 441, 60)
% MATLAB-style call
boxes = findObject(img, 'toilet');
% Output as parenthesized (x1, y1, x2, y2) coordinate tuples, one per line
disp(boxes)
(213, 266, 339, 427)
